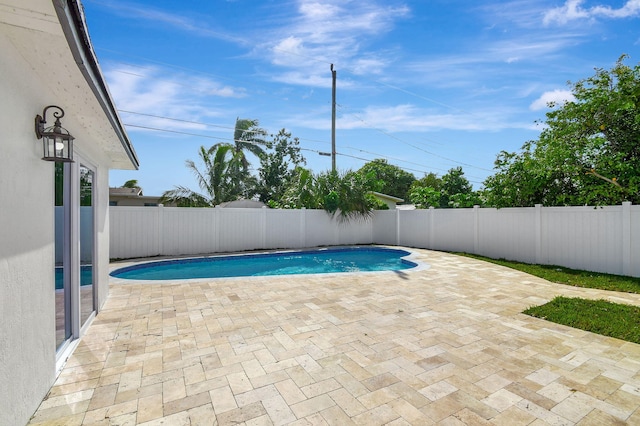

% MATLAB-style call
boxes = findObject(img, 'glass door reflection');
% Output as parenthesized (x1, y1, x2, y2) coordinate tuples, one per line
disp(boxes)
(79, 165, 95, 327)
(55, 162, 71, 350)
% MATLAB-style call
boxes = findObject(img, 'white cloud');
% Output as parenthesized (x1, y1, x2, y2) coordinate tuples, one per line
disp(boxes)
(350, 57, 388, 76)
(544, 0, 640, 25)
(294, 0, 409, 37)
(480, 1, 552, 29)
(403, 32, 582, 91)
(543, 0, 590, 25)
(264, 0, 409, 84)
(343, 105, 512, 132)
(270, 71, 336, 88)
(487, 35, 583, 62)
(299, 2, 341, 20)
(104, 65, 246, 132)
(529, 89, 575, 110)
(292, 103, 531, 133)
(592, 0, 640, 18)
(95, 0, 246, 44)
(210, 86, 246, 98)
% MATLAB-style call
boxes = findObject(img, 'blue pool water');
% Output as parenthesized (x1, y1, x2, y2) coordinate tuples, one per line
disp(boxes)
(110, 247, 417, 281)
(55, 266, 93, 289)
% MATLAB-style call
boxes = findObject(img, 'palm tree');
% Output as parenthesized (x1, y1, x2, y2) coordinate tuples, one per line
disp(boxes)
(280, 167, 317, 209)
(161, 119, 268, 207)
(160, 144, 244, 207)
(230, 118, 267, 171)
(122, 179, 139, 189)
(280, 168, 373, 221)
(201, 118, 267, 200)
(316, 170, 373, 221)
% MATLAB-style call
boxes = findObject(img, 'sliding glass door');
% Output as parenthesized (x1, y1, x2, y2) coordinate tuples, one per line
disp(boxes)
(54, 158, 97, 355)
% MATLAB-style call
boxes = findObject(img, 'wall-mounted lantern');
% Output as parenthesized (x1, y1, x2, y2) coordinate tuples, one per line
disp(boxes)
(35, 105, 74, 162)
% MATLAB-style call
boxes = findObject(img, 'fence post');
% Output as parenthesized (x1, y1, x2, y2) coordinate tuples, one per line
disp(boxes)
(623, 201, 631, 276)
(535, 204, 542, 264)
(473, 205, 480, 254)
(396, 209, 401, 246)
(214, 206, 221, 253)
(158, 204, 164, 256)
(428, 207, 435, 249)
(370, 211, 375, 244)
(300, 208, 306, 248)
(261, 206, 267, 249)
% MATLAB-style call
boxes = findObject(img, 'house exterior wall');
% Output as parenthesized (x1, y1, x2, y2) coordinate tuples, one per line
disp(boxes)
(0, 1, 137, 423)
(381, 199, 397, 210)
(0, 36, 116, 425)
(0, 33, 61, 426)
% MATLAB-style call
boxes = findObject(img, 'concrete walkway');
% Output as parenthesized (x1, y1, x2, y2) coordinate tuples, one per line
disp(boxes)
(29, 248, 640, 425)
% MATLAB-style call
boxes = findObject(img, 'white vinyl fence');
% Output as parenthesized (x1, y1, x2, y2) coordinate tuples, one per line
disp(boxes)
(110, 202, 639, 277)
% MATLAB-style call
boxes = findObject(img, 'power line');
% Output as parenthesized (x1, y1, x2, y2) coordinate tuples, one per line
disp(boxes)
(338, 105, 493, 172)
(123, 123, 229, 141)
(121, 110, 239, 133)
(100, 49, 492, 169)
(120, 108, 487, 179)
(120, 109, 325, 146)
(98, 47, 492, 176)
(122, 122, 485, 184)
(341, 145, 448, 174)
(121, 111, 438, 173)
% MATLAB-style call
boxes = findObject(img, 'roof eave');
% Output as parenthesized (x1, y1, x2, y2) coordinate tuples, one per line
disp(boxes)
(53, 0, 139, 169)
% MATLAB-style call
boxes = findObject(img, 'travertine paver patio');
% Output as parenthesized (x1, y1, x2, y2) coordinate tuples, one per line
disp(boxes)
(29, 248, 640, 425)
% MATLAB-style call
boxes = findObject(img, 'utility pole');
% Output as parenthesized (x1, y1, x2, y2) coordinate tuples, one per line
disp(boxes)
(331, 64, 336, 172)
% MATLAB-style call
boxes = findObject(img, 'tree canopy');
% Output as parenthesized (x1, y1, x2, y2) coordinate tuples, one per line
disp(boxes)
(256, 129, 306, 203)
(357, 159, 415, 200)
(278, 168, 375, 221)
(483, 55, 640, 207)
(161, 118, 490, 216)
(409, 168, 479, 208)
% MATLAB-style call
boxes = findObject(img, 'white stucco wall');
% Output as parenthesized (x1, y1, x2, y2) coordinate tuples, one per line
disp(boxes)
(0, 1, 134, 423)
(0, 41, 116, 426)
(0, 33, 59, 426)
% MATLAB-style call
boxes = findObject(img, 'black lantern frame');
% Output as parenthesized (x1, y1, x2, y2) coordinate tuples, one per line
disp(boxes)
(35, 105, 74, 162)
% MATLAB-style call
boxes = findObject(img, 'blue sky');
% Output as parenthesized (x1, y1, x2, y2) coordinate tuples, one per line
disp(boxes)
(85, 0, 640, 196)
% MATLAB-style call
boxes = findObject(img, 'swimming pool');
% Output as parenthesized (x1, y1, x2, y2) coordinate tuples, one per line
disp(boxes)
(110, 247, 419, 281)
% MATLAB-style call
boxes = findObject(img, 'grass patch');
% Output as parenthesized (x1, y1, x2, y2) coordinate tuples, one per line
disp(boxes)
(452, 253, 640, 343)
(454, 252, 640, 294)
(524, 297, 640, 344)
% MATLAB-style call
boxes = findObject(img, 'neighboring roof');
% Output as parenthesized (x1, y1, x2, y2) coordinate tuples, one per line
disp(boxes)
(370, 191, 404, 203)
(219, 199, 268, 208)
(109, 187, 143, 197)
(396, 204, 416, 210)
(1, 0, 139, 169)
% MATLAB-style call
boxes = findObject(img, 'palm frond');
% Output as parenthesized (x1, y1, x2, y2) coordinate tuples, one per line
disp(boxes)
(160, 186, 211, 207)
(233, 118, 268, 161)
